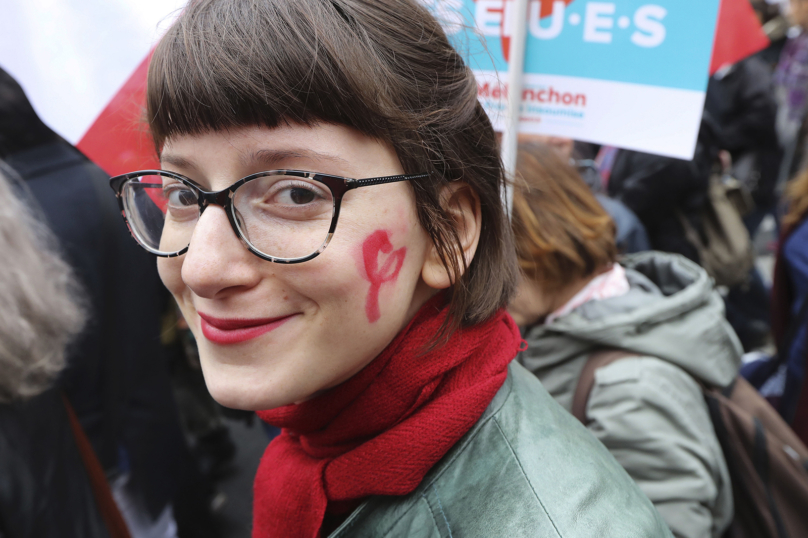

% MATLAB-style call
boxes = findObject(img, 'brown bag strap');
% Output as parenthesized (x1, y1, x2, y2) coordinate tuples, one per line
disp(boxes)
(572, 349, 637, 423)
(62, 393, 132, 538)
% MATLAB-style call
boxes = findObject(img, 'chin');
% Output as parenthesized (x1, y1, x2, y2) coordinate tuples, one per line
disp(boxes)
(200, 361, 307, 411)
(208, 387, 265, 411)
(199, 367, 271, 411)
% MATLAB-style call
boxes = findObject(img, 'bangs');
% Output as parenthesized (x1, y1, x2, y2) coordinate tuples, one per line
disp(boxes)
(147, 0, 424, 149)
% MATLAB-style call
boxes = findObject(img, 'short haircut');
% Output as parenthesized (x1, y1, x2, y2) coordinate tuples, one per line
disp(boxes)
(146, 0, 518, 332)
(512, 143, 617, 290)
(0, 166, 85, 403)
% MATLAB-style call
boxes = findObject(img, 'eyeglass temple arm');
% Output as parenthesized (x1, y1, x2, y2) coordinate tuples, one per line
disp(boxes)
(347, 172, 430, 189)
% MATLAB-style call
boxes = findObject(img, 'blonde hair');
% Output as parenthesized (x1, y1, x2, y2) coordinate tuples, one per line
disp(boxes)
(0, 166, 86, 403)
(512, 143, 617, 290)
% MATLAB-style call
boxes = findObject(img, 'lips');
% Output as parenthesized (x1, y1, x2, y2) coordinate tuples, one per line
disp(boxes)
(198, 312, 296, 344)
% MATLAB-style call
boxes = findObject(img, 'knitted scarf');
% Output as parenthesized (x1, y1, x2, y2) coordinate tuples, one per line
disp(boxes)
(253, 297, 522, 537)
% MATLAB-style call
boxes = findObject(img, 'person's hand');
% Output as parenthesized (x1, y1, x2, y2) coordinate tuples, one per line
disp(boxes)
(719, 150, 732, 173)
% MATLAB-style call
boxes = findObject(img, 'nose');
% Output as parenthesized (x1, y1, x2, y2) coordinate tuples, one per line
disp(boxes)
(181, 205, 262, 298)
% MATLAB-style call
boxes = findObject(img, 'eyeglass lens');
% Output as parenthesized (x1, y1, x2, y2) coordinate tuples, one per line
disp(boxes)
(122, 173, 335, 260)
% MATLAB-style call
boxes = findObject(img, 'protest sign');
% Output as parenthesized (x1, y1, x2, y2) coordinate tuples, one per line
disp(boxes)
(0, 0, 768, 173)
(423, 0, 723, 159)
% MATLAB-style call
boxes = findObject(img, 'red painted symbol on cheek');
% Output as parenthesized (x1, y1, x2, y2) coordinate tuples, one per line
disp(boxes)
(362, 230, 407, 323)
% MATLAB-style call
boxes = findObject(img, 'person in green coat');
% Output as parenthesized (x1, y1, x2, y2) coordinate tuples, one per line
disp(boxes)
(511, 143, 741, 538)
(109, 1, 672, 535)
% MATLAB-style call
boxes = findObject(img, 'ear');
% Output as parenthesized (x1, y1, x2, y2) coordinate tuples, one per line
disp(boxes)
(421, 182, 482, 289)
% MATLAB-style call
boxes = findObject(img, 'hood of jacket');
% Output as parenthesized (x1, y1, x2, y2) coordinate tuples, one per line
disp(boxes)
(520, 251, 742, 388)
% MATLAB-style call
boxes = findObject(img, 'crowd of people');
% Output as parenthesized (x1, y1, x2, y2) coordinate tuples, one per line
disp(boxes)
(3, 0, 808, 537)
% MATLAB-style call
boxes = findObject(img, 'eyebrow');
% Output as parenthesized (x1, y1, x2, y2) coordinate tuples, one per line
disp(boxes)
(161, 148, 352, 175)
(160, 153, 198, 171)
(246, 148, 351, 170)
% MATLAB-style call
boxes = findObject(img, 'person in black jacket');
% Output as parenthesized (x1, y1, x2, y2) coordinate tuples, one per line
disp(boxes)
(606, 116, 718, 263)
(705, 56, 780, 351)
(0, 165, 106, 537)
(706, 55, 781, 235)
(607, 111, 772, 350)
(0, 67, 194, 535)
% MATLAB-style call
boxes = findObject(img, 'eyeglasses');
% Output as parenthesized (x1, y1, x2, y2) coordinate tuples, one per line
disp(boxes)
(109, 169, 428, 263)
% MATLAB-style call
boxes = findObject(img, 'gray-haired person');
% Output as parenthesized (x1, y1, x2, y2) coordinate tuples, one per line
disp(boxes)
(0, 167, 113, 536)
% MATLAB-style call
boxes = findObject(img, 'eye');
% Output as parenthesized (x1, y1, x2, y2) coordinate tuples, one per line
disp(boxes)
(233, 176, 333, 224)
(286, 187, 316, 205)
(165, 185, 197, 207)
(272, 181, 326, 206)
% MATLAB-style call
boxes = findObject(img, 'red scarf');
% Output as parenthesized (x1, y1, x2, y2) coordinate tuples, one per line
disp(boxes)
(253, 297, 522, 537)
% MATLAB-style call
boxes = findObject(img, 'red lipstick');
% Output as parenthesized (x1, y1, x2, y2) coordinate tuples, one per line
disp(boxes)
(198, 313, 295, 344)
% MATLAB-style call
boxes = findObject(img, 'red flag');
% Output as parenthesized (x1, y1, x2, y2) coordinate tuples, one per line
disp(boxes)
(710, 0, 770, 74)
(76, 52, 158, 176)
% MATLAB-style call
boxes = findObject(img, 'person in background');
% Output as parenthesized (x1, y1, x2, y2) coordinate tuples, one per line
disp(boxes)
(600, 117, 773, 351)
(705, 56, 779, 352)
(706, 55, 780, 236)
(775, 0, 808, 184)
(512, 142, 741, 538)
(0, 167, 107, 536)
(752, 0, 790, 69)
(0, 68, 202, 537)
(519, 134, 650, 254)
(109, 1, 673, 536)
(602, 115, 719, 264)
(769, 168, 808, 445)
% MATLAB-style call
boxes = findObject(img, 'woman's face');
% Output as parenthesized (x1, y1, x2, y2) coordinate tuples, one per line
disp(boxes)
(158, 124, 436, 410)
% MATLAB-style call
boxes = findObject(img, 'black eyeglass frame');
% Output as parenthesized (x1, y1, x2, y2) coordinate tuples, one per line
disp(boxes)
(109, 169, 429, 264)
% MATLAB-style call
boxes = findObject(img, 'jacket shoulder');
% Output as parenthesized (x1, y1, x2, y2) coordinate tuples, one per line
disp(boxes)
(331, 363, 671, 537)
(0, 390, 110, 538)
(490, 363, 672, 536)
(587, 356, 733, 537)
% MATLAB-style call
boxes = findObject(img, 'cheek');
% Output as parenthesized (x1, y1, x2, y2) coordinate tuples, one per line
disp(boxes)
(294, 185, 428, 330)
(353, 229, 408, 323)
(157, 257, 186, 297)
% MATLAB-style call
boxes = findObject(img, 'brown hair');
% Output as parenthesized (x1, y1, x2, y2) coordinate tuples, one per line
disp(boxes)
(784, 169, 808, 233)
(512, 143, 617, 290)
(145, 0, 517, 331)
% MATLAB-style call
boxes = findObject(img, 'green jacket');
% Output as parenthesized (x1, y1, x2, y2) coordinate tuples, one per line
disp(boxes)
(519, 252, 741, 538)
(328, 362, 671, 537)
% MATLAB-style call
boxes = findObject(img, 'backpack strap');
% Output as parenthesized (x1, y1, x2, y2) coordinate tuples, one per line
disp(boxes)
(62, 393, 132, 538)
(572, 349, 638, 423)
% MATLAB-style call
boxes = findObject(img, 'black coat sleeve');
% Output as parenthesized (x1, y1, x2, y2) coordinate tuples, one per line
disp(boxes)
(608, 151, 704, 227)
